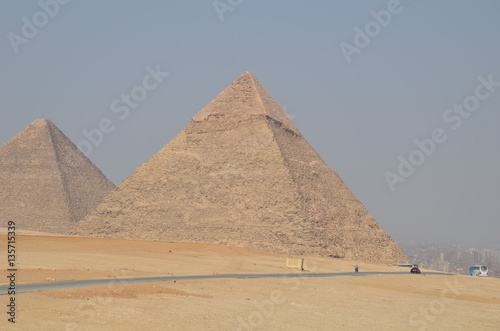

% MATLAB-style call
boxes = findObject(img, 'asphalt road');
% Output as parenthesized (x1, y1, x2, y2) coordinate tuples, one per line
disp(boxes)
(0, 271, 451, 294)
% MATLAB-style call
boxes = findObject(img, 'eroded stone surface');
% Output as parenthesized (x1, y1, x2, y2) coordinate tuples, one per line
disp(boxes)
(74, 73, 407, 264)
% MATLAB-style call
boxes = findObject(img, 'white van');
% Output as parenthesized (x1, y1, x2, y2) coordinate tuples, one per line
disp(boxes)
(468, 265, 488, 277)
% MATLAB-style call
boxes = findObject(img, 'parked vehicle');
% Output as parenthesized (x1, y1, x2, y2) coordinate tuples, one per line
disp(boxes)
(468, 265, 488, 277)
(398, 264, 421, 274)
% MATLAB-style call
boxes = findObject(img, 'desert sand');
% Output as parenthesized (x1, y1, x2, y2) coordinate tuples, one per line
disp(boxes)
(0, 229, 499, 330)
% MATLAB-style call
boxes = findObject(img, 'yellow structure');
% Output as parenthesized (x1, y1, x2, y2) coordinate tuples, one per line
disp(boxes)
(286, 258, 304, 270)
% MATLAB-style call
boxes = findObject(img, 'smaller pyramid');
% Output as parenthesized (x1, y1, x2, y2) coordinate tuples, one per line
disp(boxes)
(0, 119, 115, 234)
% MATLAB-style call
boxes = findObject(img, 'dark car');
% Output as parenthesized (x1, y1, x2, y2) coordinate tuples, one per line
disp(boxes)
(398, 264, 421, 274)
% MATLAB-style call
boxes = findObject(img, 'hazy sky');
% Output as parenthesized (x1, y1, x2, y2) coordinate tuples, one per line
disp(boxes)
(1, 1, 499, 248)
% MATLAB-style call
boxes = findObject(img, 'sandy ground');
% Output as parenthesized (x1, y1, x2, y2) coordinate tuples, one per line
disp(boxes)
(0, 229, 499, 330)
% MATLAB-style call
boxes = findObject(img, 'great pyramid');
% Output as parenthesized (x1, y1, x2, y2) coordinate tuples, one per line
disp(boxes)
(0, 119, 115, 234)
(74, 72, 407, 264)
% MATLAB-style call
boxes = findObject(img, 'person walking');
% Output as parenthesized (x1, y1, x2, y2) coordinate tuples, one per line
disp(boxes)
(354, 265, 359, 273)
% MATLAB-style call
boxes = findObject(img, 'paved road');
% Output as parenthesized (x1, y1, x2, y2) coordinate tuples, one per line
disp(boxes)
(0, 271, 451, 294)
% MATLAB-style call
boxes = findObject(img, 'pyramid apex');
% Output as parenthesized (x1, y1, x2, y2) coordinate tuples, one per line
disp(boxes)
(31, 118, 52, 127)
(242, 71, 254, 76)
(193, 72, 299, 134)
